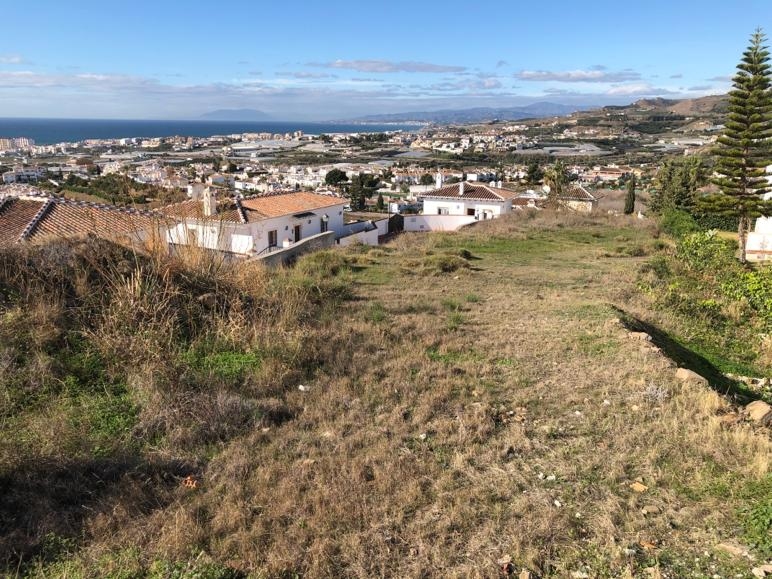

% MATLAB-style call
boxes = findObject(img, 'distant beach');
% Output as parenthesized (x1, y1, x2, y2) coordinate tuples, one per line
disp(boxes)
(0, 118, 420, 145)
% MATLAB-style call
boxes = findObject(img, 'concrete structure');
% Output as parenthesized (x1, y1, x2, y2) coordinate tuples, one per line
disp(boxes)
(747, 189, 772, 262)
(403, 214, 478, 232)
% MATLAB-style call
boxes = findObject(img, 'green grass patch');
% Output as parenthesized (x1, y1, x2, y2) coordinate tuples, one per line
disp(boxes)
(182, 345, 262, 382)
(446, 312, 464, 331)
(365, 301, 389, 323)
(426, 347, 482, 364)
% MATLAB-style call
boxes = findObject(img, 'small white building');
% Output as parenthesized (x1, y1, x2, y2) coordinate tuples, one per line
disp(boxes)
(419, 180, 519, 220)
(162, 189, 347, 256)
(746, 189, 772, 262)
(2, 166, 45, 184)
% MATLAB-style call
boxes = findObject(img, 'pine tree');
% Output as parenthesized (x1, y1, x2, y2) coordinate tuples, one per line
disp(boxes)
(624, 174, 636, 215)
(701, 28, 772, 262)
(651, 157, 705, 213)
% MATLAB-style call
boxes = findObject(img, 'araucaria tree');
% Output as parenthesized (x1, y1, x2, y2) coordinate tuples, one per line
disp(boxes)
(702, 28, 772, 262)
(624, 174, 636, 215)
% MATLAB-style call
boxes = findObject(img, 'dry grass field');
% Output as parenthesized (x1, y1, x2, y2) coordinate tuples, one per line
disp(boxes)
(1, 212, 769, 578)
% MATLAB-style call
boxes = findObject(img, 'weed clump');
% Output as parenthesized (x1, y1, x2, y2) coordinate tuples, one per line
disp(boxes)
(421, 253, 470, 274)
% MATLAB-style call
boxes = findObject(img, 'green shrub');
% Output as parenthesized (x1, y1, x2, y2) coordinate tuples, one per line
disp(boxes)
(422, 254, 469, 274)
(740, 497, 772, 558)
(675, 230, 735, 271)
(660, 209, 699, 238)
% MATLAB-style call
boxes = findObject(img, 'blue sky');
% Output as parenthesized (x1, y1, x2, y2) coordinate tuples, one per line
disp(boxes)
(0, 0, 768, 119)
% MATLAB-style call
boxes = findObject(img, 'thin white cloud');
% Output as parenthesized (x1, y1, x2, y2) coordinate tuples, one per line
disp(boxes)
(0, 54, 25, 65)
(605, 82, 675, 96)
(516, 68, 641, 82)
(276, 71, 337, 79)
(311, 59, 466, 73)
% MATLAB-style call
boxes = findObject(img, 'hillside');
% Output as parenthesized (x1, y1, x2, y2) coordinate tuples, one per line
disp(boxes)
(1, 214, 769, 578)
(350, 102, 587, 124)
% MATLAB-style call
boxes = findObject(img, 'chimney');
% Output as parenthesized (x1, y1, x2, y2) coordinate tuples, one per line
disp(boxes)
(202, 187, 217, 217)
(435, 171, 443, 189)
(459, 181, 465, 196)
(496, 180, 502, 189)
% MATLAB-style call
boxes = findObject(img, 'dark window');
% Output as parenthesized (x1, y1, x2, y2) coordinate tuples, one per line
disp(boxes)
(268, 230, 277, 247)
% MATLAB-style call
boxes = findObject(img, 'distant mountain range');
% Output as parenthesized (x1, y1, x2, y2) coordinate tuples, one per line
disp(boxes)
(349, 102, 591, 124)
(199, 109, 272, 121)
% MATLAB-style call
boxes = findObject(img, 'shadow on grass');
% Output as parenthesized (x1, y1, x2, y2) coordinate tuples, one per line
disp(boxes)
(0, 455, 194, 573)
(613, 306, 760, 404)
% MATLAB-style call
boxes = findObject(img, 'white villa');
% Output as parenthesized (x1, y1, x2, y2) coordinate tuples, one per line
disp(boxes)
(162, 189, 348, 256)
(420, 179, 519, 220)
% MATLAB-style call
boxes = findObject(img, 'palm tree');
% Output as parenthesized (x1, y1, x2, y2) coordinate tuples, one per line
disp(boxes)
(543, 160, 569, 209)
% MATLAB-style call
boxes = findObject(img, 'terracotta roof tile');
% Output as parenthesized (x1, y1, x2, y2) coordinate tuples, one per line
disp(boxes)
(160, 191, 345, 223)
(558, 185, 596, 202)
(421, 183, 519, 201)
(240, 191, 345, 218)
(0, 195, 159, 245)
(32, 202, 158, 242)
(0, 198, 47, 244)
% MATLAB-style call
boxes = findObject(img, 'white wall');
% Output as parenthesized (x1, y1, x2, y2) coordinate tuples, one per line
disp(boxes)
(403, 215, 478, 232)
(373, 218, 389, 237)
(337, 228, 379, 246)
(422, 198, 508, 218)
(166, 203, 347, 256)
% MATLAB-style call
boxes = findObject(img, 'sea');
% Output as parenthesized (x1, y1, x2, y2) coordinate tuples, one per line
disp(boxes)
(0, 118, 421, 145)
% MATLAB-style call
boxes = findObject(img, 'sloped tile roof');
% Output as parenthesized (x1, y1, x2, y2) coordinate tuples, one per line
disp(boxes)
(0, 195, 159, 245)
(240, 191, 345, 218)
(0, 198, 47, 244)
(421, 183, 520, 201)
(160, 191, 345, 223)
(558, 185, 596, 202)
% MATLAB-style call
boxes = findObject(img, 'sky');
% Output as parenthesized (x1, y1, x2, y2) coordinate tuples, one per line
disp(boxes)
(0, 0, 769, 120)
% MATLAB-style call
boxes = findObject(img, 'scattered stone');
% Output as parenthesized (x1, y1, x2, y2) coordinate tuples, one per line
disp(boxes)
(641, 505, 661, 516)
(570, 572, 590, 579)
(502, 446, 517, 461)
(630, 481, 648, 493)
(629, 332, 652, 342)
(298, 384, 310, 392)
(714, 542, 748, 558)
(546, 474, 557, 482)
(518, 571, 531, 579)
(553, 499, 562, 508)
(746, 400, 772, 425)
(675, 368, 708, 386)
(752, 565, 772, 578)
(419, 433, 427, 441)
(197, 292, 217, 308)
(718, 413, 740, 427)
(639, 539, 657, 551)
